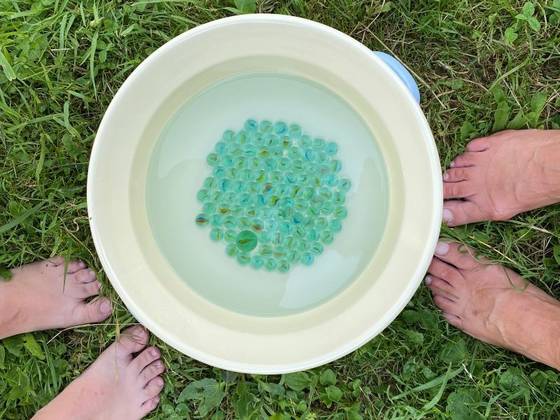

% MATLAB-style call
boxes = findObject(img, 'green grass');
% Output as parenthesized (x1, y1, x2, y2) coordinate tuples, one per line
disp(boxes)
(1, 0, 560, 418)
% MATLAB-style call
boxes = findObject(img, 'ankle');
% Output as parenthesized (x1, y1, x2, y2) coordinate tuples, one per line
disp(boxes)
(547, 305, 560, 370)
(528, 298, 560, 370)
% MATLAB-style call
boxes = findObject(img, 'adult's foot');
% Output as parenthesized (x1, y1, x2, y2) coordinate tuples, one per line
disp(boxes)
(442, 129, 560, 226)
(34, 326, 165, 419)
(426, 241, 560, 370)
(0, 257, 112, 339)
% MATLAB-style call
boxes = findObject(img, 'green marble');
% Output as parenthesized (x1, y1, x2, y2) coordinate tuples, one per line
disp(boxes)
(196, 189, 208, 202)
(236, 230, 258, 253)
(301, 253, 314, 266)
(203, 176, 215, 189)
(206, 153, 219, 166)
(321, 230, 334, 244)
(237, 253, 251, 265)
(210, 228, 223, 241)
(339, 178, 352, 192)
(278, 260, 291, 273)
(264, 258, 278, 271)
(195, 214, 209, 226)
(250, 255, 265, 269)
(225, 243, 237, 256)
(334, 207, 348, 219)
(224, 229, 236, 243)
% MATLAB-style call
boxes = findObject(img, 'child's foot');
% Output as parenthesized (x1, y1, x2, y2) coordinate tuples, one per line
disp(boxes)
(442, 129, 560, 226)
(34, 326, 165, 419)
(426, 241, 560, 369)
(0, 257, 112, 339)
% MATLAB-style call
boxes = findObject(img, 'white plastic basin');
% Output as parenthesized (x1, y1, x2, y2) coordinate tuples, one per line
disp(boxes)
(88, 14, 442, 374)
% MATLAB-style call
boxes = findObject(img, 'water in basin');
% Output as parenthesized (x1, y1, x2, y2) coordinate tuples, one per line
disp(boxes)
(146, 73, 388, 317)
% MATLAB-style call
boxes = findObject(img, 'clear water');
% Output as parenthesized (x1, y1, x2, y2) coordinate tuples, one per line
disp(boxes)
(146, 73, 389, 317)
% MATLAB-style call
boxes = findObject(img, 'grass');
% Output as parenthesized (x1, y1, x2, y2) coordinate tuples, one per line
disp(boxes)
(1, 0, 560, 418)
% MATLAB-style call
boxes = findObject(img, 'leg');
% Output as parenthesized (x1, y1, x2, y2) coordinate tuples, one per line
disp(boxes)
(0, 257, 112, 339)
(442, 129, 560, 226)
(426, 241, 560, 370)
(34, 326, 164, 419)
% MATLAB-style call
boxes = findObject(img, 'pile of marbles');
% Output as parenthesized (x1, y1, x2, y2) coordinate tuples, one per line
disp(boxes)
(195, 119, 350, 273)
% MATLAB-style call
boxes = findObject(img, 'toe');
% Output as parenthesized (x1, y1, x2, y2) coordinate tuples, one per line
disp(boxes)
(434, 241, 482, 270)
(443, 167, 471, 183)
(115, 326, 149, 359)
(443, 181, 474, 199)
(144, 376, 165, 399)
(466, 137, 490, 152)
(140, 360, 166, 384)
(433, 295, 458, 314)
(71, 280, 101, 299)
(131, 346, 161, 375)
(428, 258, 463, 284)
(140, 396, 160, 417)
(67, 260, 87, 274)
(443, 199, 487, 226)
(73, 297, 112, 324)
(425, 275, 458, 300)
(442, 312, 463, 328)
(45, 258, 87, 274)
(449, 152, 478, 168)
(73, 269, 97, 283)
(45, 256, 65, 268)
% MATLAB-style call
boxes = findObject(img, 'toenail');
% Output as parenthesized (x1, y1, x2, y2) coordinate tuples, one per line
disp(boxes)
(100, 299, 112, 314)
(435, 242, 450, 256)
(150, 347, 159, 357)
(442, 208, 453, 223)
(155, 377, 164, 386)
(449, 161, 455, 167)
(443, 172, 449, 181)
(425, 275, 432, 285)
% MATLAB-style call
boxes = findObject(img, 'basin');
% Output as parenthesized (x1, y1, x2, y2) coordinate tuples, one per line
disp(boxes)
(88, 14, 442, 374)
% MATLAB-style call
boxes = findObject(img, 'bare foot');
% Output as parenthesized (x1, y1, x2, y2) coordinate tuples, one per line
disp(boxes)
(0, 257, 112, 339)
(426, 241, 560, 370)
(442, 129, 560, 226)
(34, 326, 165, 419)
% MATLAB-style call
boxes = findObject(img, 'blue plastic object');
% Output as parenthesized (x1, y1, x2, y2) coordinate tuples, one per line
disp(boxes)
(373, 51, 420, 104)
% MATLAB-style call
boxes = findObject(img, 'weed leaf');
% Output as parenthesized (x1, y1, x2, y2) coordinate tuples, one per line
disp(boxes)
(283, 371, 312, 391)
(504, 26, 518, 44)
(227, 0, 256, 14)
(0, 48, 16, 81)
(492, 100, 510, 132)
(553, 245, 560, 265)
(178, 378, 225, 417)
(522, 2, 535, 17)
(320, 369, 337, 386)
(22, 334, 45, 360)
(446, 388, 484, 420)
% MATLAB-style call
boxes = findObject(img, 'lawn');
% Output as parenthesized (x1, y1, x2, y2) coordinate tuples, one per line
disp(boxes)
(1, 0, 560, 418)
